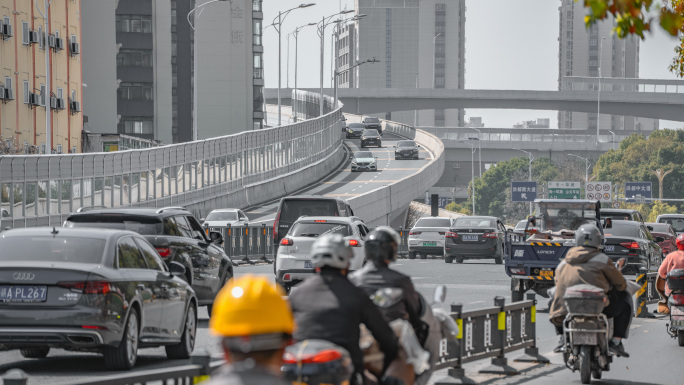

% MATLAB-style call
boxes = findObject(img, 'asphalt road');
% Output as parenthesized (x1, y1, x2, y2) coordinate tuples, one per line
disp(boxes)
(4, 259, 681, 385)
(245, 133, 433, 226)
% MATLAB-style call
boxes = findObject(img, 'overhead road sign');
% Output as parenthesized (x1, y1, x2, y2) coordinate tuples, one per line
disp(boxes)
(548, 181, 581, 199)
(625, 182, 652, 203)
(585, 182, 612, 202)
(511, 181, 537, 202)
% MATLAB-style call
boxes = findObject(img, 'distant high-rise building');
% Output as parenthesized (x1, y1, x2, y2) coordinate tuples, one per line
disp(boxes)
(82, 0, 263, 145)
(557, 0, 655, 131)
(0, 0, 83, 154)
(342, 0, 465, 127)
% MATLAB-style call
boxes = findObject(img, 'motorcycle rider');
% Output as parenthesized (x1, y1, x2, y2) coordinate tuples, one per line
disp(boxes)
(657, 233, 684, 310)
(203, 275, 293, 385)
(289, 233, 400, 385)
(549, 223, 632, 357)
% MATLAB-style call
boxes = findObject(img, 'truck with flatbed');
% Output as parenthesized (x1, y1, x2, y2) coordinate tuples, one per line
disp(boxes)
(505, 199, 602, 301)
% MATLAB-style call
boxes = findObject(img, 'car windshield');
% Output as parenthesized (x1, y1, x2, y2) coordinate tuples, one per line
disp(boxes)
(280, 200, 339, 223)
(363, 129, 379, 136)
(365, 117, 380, 123)
(206, 211, 238, 221)
(605, 222, 640, 238)
(415, 218, 452, 227)
(355, 152, 373, 158)
(659, 217, 684, 232)
(0, 236, 106, 263)
(349, 123, 365, 129)
(514, 220, 528, 231)
(535, 202, 598, 231)
(454, 217, 495, 228)
(290, 222, 352, 237)
(65, 215, 161, 235)
(397, 141, 416, 148)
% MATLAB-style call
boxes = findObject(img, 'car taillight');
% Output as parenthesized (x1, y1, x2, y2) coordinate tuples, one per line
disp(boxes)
(155, 247, 171, 258)
(348, 239, 360, 247)
(445, 231, 458, 238)
(283, 349, 343, 364)
(273, 211, 281, 240)
(280, 238, 294, 246)
(483, 232, 498, 238)
(510, 268, 526, 275)
(409, 231, 421, 235)
(82, 325, 107, 330)
(438, 232, 445, 235)
(671, 294, 684, 305)
(58, 281, 111, 295)
(620, 242, 640, 250)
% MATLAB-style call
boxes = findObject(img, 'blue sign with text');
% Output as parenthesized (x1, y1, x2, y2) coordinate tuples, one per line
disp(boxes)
(511, 181, 537, 202)
(625, 182, 652, 202)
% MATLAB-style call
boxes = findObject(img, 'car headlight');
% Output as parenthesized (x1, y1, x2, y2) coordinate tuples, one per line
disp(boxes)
(347, 129, 353, 133)
(370, 159, 376, 164)
(351, 160, 357, 165)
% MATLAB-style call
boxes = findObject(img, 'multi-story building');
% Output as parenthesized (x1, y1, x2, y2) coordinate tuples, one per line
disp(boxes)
(0, 0, 83, 154)
(344, 0, 465, 127)
(82, 0, 263, 145)
(336, 22, 356, 89)
(557, 0, 656, 131)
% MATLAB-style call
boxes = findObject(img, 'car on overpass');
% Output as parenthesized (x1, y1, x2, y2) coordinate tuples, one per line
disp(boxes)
(0, 227, 197, 370)
(444, 216, 507, 264)
(362, 116, 382, 134)
(394, 140, 420, 160)
(345, 123, 366, 139)
(275, 216, 369, 292)
(360, 129, 382, 148)
(351, 151, 378, 172)
(408, 216, 455, 259)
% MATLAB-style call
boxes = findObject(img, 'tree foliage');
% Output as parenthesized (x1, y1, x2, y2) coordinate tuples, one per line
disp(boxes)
(581, 0, 684, 77)
(445, 201, 471, 215)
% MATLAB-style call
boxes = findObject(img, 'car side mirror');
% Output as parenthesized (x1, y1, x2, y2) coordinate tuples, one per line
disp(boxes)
(647, 225, 654, 231)
(656, 236, 665, 243)
(200, 218, 205, 223)
(433, 285, 446, 304)
(603, 218, 613, 229)
(169, 261, 186, 277)
(210, 231, 223, 244)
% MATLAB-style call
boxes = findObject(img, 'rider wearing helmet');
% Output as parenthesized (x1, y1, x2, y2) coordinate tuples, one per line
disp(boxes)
(203, 275, 293, 385)
(549, 224, 631, 357)
(289, 233, 399, 385)
(349, 227, 424, 338)
(657, 234, 684, 307)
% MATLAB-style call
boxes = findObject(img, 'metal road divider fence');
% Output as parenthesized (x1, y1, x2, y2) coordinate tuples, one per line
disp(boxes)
(636, 268, 661, 318)
(0, 92, 343, 230)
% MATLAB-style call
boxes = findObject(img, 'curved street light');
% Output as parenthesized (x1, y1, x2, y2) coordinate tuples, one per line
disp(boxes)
(290, 22, 317, 122)
(567, 153, 590, 183)
(317, 10, 354, 116)
(459, 140, 476, 215)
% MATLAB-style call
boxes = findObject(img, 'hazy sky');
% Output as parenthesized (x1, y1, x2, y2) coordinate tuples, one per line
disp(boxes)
(261, 0, 681, 128)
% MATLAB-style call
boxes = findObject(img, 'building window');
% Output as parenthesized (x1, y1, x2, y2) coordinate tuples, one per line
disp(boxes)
(118, 117, 154, 134)
(253, 19, 262, 45)
(118, 82, 154, 101)
(22, 21, 29, 45)
(116, 49, 153, 67)
(23, 80, 29, 104)
(38, 26, 44, 49)
(40, 84, 46, 106)
(4, 77, 12, 98)
(116, 15, 153, 33)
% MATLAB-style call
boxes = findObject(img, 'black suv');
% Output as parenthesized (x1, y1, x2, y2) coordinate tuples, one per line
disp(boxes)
(362, 117, 382, 134)
(64, 207, 234, 315)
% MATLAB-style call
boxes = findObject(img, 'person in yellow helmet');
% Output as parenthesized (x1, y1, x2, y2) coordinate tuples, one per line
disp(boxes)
(201, 275, 293, 385)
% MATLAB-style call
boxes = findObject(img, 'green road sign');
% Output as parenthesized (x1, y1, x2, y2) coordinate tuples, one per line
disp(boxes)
(548, 181, 581, 199)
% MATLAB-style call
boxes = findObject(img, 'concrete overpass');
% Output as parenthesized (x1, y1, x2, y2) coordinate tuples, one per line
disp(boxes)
(266, 78, 684, 122)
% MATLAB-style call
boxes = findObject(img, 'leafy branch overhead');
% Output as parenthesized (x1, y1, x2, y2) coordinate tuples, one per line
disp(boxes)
(581, 0, 684, 77)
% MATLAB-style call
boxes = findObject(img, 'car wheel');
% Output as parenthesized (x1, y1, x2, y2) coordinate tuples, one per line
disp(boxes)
(20, 348, 50, 358)
(445, 256, 453, 264)
(166, 304, 197, 359)
(103, 309, 139, 370)
(455, 257, 464, 264)
(408, 252, 416, 260)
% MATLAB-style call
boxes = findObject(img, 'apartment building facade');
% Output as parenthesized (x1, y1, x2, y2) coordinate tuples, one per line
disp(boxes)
(347, 0, 465, 127)
(0, 0, 83, 154)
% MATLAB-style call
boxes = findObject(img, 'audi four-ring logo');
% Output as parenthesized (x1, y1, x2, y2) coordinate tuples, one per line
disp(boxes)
(12, 272, 35, 281)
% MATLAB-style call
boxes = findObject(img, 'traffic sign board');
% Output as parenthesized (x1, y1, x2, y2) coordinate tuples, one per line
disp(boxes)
(548, 181, 581, 199)
(585, 182, 612, 202)
(625, 182, 652, 203)
(511, 181, 537, 202)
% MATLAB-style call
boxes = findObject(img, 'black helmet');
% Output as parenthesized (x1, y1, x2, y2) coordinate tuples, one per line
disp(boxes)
(365, 226, 400, 262)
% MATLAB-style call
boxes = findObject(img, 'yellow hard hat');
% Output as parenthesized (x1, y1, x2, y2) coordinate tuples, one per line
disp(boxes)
(210, 275, 294, 337)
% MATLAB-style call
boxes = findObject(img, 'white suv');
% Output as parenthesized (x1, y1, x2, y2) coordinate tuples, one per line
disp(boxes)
(275, 216, 370, 292)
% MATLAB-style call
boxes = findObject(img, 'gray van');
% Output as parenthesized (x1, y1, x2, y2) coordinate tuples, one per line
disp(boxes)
(656, 214, 684, 235)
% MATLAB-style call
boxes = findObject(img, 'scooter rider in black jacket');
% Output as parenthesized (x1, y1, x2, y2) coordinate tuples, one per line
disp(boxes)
(349, 227, 424, 338)
(289, 233, 400, 385)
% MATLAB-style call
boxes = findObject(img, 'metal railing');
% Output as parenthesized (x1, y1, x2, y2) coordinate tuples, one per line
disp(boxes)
(563, 76, 684, 94)
(0, 93, 342, 229)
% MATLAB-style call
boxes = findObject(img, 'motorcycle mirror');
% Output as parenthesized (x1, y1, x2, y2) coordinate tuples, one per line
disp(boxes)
(433, 285, 446, 304)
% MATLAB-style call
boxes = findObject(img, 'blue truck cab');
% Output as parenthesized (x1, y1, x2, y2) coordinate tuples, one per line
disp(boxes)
(505, 199, 602, 301)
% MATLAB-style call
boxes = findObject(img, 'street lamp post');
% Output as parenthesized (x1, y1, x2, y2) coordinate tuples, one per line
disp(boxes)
(597, 36, 606, 145)
(187, 0, 232, 141)
(513, 148, 534, 215)
(318, 10, 354, 116)
(567, 153, 590, 184)
(608, 130, 617, 150)
(470, 127, 483, 178)
(292, 23, 316, 122)
(414, 71, 419, 127)
(35, 0, 51, 152)
(459, 140, 476, 215)
(272, 3, 316, 126)
(653, 168, 673, 200)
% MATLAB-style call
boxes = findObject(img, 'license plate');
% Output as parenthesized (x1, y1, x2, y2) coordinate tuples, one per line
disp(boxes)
(671, 319, 684, 328)
(605, 245, 615, 252)
(540, 270, 554, 279)
(0, 286, 47, 303)
(423, 242, 437, 246)
(304, 261, 313, 269)
(463, 234, 478, 241)
(671, 306, 684, 316)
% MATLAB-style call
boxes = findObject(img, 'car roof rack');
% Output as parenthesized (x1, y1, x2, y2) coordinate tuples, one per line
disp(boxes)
(76, 206, 107, 213)
(155, 206, 187, 214)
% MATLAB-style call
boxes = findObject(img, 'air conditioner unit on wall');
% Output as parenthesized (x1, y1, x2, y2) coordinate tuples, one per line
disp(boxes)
(5, 88, 13, 100)
(55, 37, 64, 50)
(50, 96, 57, 109)
(30, 93, 41, 106)
(29, 31, 39, 44)
(70, 100, 80, 113)
(0, 87, 5, 100)
(56, 98, 65, 110)
(48, 34, 55, 48)
(70, 42, 79, 55)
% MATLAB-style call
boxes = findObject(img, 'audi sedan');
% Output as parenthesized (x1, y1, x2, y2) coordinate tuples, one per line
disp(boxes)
(0, 227, 197, 370)
(444, 216, 507, 264)
(603, 220, 663, 274)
